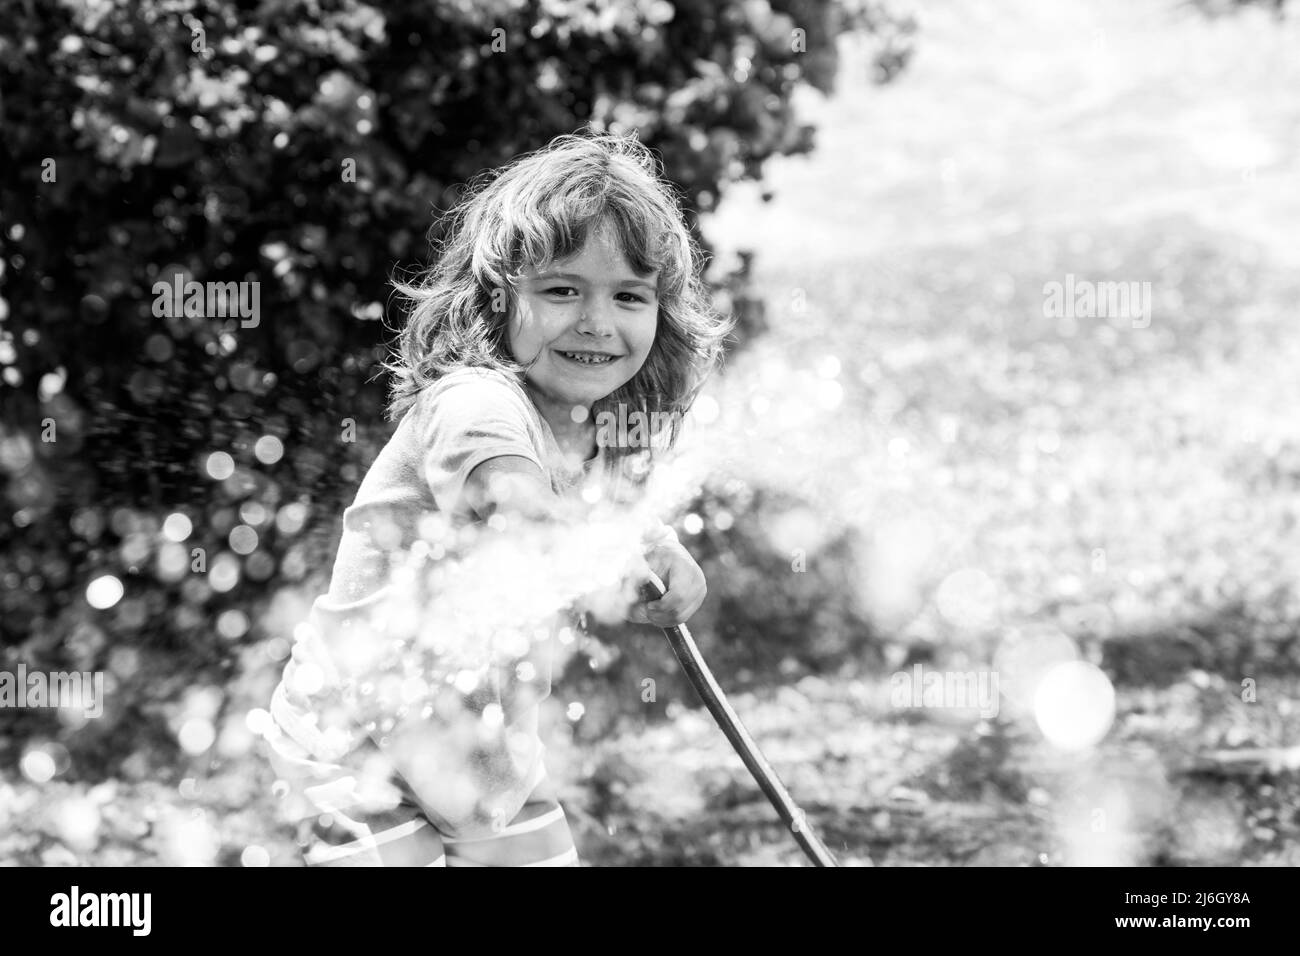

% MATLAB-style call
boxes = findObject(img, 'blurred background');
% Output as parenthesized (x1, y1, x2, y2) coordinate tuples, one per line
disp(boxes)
(1, 0, 1298, 866)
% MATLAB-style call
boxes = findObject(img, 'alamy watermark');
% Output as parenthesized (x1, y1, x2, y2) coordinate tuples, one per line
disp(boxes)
(0, 665, 104, 719)
(50, 886, 150, 936)
(1043, 274, 1151, 329)
(152, 272, 260, 327)
(595, 406, 678, 450)
(890, 664, 1000, 718)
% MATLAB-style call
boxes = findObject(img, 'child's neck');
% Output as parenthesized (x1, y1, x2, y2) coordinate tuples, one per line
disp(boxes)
(525, 386, 597, 462)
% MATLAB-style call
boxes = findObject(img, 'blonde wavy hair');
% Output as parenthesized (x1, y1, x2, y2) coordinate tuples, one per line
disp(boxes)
(383, 129, 734, 474)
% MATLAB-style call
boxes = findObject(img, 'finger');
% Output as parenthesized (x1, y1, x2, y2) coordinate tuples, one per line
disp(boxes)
(627, 595, 669, 624)
(658, 585, 707, 623)
(643, 597, 689, 627)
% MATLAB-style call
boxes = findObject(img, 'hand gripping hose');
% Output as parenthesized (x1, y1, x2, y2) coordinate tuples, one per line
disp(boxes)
(638, 573, 838, 867)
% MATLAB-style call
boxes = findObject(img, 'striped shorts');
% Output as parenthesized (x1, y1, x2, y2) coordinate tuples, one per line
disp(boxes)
(305, 784, 581, 868)
(266, 701, 580, 867)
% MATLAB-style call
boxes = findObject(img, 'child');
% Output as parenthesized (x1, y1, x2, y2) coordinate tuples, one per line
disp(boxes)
(263, 131, 733, 866)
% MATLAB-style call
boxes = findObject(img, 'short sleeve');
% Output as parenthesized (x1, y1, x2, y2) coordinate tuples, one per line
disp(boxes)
(413, 370, 547, 518)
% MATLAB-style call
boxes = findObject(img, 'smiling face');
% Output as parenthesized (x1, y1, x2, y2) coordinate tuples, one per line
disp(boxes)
(507, 218, 659, 437)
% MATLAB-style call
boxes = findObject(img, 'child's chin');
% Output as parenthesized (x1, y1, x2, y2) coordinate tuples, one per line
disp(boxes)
(540, 369, 637, 407)
(570, 375, 632, 401)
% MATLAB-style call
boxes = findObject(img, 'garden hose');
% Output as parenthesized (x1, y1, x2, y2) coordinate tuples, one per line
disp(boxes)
(638, 573, 839, 867)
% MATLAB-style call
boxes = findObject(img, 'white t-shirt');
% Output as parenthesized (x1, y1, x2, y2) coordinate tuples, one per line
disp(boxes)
(265, 366, 648, 838)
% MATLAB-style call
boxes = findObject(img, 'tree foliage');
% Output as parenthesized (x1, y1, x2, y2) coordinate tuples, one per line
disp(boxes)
(0, 0, 914, 772)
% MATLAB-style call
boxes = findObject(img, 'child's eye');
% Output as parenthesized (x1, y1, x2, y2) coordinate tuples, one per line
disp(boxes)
(544, 287, 579, 298)
(617, 292, 650, 304)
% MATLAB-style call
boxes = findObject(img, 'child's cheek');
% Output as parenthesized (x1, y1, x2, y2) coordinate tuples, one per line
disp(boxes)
(503, 297, 527, 359)
(638, 312, 658, 364)
(507, 297, 549, 363)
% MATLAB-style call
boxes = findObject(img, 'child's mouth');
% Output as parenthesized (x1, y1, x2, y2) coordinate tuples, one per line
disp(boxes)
(556, 350, 618, 367)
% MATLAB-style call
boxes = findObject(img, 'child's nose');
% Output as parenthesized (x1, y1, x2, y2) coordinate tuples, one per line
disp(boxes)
(576, 303, 615, 336)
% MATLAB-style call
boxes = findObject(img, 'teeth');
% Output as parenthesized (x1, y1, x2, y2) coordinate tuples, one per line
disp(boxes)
(562, 351, 613, 365)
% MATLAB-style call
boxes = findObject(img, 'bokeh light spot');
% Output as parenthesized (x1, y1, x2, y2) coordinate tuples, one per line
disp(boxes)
(241, 845, 271, 867)
(1033, 661, 1116, 751)
(162, 512, 192, 541)
(85, 574, 124, 610)
(20, 748, 57, 783)
(205, 451, 235, 480)
(178, 717, 216, 755)
(254, 435, 284, 465)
